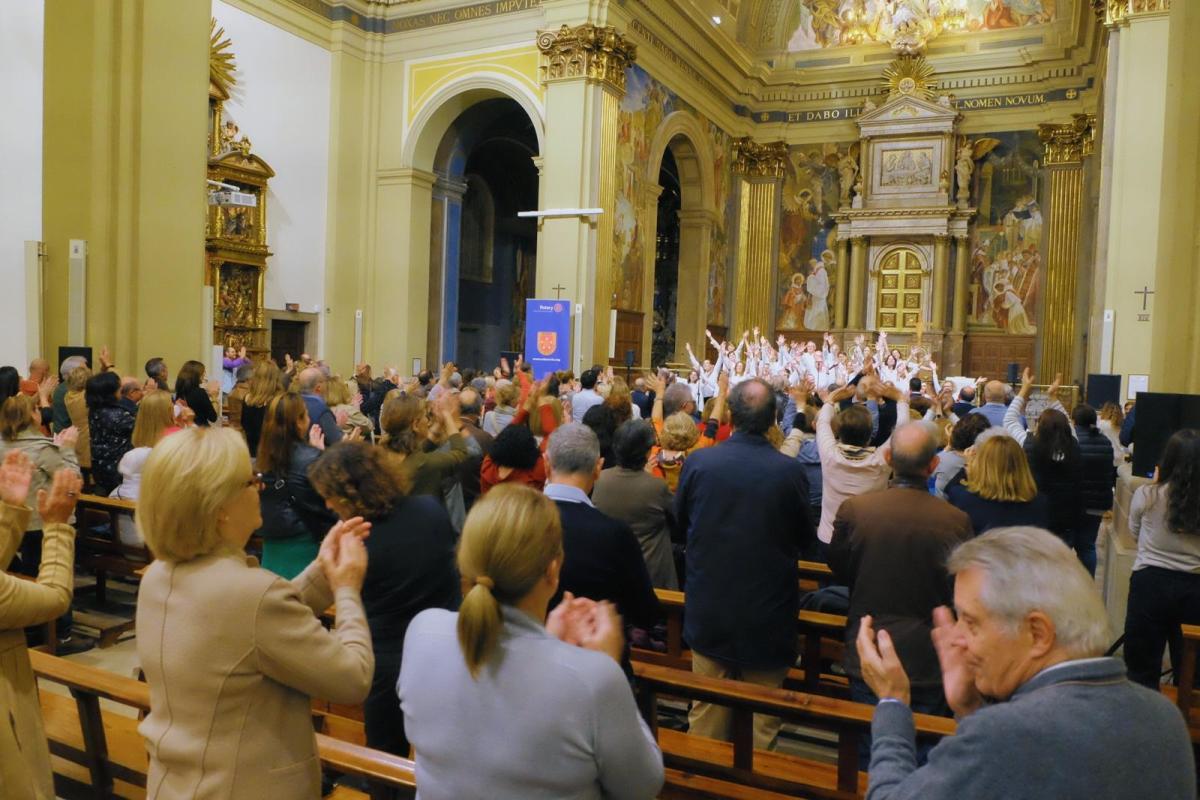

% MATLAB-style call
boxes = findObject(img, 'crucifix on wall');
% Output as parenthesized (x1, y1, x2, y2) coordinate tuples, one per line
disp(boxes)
(552, 284, 567, 299)
(1135, 285, 1154, 322)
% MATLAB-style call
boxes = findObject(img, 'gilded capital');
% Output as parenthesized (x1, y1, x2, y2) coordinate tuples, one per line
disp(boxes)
(537, 24, 636, 94)
(1038, 113, 1096, 165)
(732, 138, 788, 178)
(1099, 0, 1171, 26)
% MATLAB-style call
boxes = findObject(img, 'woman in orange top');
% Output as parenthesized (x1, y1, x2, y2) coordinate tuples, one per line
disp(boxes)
(647, 372, 726, 492)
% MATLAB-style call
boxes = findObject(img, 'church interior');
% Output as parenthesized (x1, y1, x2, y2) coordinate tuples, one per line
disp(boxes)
(5, 0, 1200, 798)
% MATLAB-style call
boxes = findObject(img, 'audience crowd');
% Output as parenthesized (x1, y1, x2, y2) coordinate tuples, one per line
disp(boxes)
(1, 334, 1197, 799)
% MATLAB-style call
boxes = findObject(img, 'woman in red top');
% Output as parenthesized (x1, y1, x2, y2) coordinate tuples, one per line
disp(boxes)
(480, 424, 547, 495)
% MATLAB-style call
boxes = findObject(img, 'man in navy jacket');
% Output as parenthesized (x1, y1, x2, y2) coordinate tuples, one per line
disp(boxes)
(676, 378, 816, 750)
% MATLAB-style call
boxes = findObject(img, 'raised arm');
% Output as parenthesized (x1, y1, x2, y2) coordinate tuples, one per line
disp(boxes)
(685, 342, 701, 372)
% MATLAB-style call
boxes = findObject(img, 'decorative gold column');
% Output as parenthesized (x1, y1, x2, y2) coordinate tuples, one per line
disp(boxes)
(834, 232, 850, 329)
(847, 236, 868, 329)
(731, 138, 786, 335)
(951, 234, 970, 333)
(538, 24, 636, 366)
(1038, 114, 1095, 381)
(931, 234, 950, 330)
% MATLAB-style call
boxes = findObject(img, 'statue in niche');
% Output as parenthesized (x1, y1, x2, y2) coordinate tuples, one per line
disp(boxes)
(838, 151, 859, 207)
(955, 139, 975, 208)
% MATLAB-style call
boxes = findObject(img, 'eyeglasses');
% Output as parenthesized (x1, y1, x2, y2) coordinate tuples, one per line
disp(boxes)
(247, 474, 265, 492)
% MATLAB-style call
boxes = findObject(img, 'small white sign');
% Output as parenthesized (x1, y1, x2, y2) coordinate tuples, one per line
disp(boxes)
(1127, 374, 1149, 400)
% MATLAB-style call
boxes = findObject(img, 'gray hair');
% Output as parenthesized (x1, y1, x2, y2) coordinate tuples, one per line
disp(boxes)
(459, 388, 483, 417)
(60, 355, 86, 379)
(545, 422, 600, 476)
(297, 367, 325, 393)
(948, 527, 1110, 658)
(449, 371, 463, 389)
(972, 426, 1012, 448)
(662, 383, 694, 416)
(235, 364, 254, 383)
(889, 421, 940, 480)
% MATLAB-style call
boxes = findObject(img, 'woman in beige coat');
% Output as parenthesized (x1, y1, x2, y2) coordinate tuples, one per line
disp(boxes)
(135, 427, 375, 800)
(0, 452, 84, 799)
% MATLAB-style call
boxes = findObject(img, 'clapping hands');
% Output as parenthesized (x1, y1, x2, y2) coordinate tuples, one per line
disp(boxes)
(0, 450, 33, 507)
(546, 592, 625, 664)
(318, 516, 371, 592)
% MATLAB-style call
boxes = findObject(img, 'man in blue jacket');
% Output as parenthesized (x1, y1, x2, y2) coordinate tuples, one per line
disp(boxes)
(676, 378, 816, 750)
(856, 527, 1194, 799)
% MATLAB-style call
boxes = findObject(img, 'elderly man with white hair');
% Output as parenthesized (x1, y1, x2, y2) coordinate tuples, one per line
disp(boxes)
(856, 527, 1194, 799)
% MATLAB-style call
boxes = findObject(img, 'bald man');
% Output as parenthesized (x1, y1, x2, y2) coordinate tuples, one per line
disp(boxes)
(20, 358, 49, 397)
(297, 366, 343, 445)
(970, 380, 1010, 427)
(829, 421, 973, 763)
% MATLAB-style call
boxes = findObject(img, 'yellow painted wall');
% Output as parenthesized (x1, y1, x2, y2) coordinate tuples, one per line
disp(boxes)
(42, 0, 208, 376)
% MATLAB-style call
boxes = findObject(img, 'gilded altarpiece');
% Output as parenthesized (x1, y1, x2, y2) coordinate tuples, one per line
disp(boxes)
(206, 22, 273, 355)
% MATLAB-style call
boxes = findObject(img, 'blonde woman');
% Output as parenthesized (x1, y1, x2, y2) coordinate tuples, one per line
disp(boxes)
(399, 484, 664, 799)
(945, 433, 1050, 535)
(64, 365, 92, 471)
(324, 375, 372, 438)
(136, 427, 374, 799)
(241, 359, 285, 457)
(0, 456, 82, 799)
(110, 391, 180, 546)
(482, 381, 519, 436)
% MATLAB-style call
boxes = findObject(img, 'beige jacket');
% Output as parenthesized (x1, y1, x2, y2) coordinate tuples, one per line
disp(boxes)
(0, 430, 80, 530)
(0, 503, 75, 800)
(136, 553, 374, 800)
(64, 389, 91, 469)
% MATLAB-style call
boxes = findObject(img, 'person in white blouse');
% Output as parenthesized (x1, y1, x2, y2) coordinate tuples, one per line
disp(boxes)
(399, 484, 664, 800)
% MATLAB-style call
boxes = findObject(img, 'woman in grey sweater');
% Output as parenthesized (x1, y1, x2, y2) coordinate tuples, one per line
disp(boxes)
(399, 484, 663, 800)
(1123, 428, 1200, 688)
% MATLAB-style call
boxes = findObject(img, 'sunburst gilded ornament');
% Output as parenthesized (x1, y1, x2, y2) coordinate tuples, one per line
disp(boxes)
(882, 56, 936, 102)
(210, 19, 237, 95)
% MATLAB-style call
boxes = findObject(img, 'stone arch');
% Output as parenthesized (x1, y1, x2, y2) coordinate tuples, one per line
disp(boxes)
(403, 72, 544, 171)
(641, 111, 721, 364)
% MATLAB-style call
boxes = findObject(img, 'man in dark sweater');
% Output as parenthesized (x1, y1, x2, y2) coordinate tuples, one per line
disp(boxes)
(676, 378, 816, 750)
(543, 423, 659, 632)
(830, 420, 972, 762)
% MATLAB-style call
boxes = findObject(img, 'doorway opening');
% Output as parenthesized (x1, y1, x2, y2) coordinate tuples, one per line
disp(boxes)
(269, 319, 309, 368)
(652, 149, 681, 368)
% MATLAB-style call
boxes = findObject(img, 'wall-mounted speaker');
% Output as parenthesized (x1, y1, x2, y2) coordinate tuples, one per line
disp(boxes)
(67, 239, 86, 345)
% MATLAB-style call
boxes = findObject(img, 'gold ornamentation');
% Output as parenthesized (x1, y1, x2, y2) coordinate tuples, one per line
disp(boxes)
(210, 19, 237, 96)
(1038, 114, 1096, 165)
(1101, 0, 1171, 26)
(537, 24, 637, 94)
(883, 56, 937, 102)
(731, 138, 788, 178)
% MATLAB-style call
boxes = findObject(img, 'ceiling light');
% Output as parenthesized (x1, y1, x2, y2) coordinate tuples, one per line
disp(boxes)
(712, 15, 721, 25)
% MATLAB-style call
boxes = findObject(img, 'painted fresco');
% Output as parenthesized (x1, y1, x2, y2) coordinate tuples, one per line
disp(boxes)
(614, 65, 734, 326)
(776, 142, 855, 331)
(785, 0, 1056, 51)
(965, 130, 1043, 333)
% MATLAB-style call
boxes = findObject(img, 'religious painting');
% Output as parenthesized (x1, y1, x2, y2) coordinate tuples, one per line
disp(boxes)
(776, 142, 854, 331)
(614, 65, 679, 312)
(783, 0, 1056, 52)
(966, 130, 1043, 333)
(707, 121, 734, 326)
(880, 147, 934, 187)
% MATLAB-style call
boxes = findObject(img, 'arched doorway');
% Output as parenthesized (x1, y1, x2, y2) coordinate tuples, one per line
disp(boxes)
(644, 113, 716, 366)
(652, 149, 681, 367)
(428, 99, 539, 368)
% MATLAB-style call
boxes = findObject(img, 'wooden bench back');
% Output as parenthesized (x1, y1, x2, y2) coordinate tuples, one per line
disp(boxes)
(29, 650, 416, 798)
(633, 660, 955, 798)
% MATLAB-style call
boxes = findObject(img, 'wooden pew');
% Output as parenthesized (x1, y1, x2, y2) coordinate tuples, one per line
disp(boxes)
(633, 660, 956, 799)
(30, 650, 416, 799)
(633, 588, 850, 696)
(1170, 624, 1200, 740)
(71, 494, 148, 647)
(798, 559, 836, 593)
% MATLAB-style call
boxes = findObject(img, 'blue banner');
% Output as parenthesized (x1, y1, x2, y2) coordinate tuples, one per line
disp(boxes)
(524, 299, 571, 379)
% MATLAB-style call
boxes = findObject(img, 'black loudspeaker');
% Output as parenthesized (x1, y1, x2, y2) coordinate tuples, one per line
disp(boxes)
(1006, 362, 1020, 384)
(1131, 392, 1200, 478)
(57, 346, 93, 371)
(624, 349, 636, 368)
(1085, 374, 1122, 409)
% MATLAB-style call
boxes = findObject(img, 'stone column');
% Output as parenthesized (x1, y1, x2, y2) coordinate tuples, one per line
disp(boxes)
(372, 168, 437, 367)
(847, 236, 868, 329)
(428, 176, 469, 365)
(675, 208, 717, 364)
(731, 138, 786, 336)
(951, 234, 970, 333)
(42, 0, 209, 370)
(834, 233, 851, 329)
(538, 24, 635, 368)
(931, 234, 950, 330)
(1038, 114, 1095, 382)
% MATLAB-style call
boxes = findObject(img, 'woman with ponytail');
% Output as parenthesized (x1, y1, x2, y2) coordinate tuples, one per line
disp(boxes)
(398, 484, 664, 800)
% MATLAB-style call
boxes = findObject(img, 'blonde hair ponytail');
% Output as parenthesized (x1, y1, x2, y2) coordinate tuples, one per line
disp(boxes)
(456, 484, 562, 678)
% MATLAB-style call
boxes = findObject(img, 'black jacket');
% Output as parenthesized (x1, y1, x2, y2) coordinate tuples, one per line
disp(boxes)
(676, 432, 816, 669)
(256, 442, 336, 541)
(88, 404, 135, 495)
(1025, 437, 1084, 538)
(362, 496, 460, 648)
(1076, 425, 1117, 511)
(551, 499, 660, 630)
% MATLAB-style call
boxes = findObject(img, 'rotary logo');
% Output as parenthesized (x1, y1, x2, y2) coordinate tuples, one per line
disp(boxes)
(553, 303, 563, 313)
